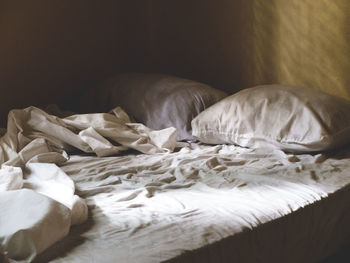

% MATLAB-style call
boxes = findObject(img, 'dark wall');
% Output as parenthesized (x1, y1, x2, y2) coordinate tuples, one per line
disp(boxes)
(146, 0, 350, 99)
(2, 0, 350, 126)
(0, 0, 147, 126)
(146, 0, 255, 93)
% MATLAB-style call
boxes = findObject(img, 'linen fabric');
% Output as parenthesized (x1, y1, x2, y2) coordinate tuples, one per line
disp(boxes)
(35, 143, 350, 263)
(192, 84, 350, 152)
(0, 189, 71, 262)
(80, 73, 227, 141)
(0, 106, 177, 262)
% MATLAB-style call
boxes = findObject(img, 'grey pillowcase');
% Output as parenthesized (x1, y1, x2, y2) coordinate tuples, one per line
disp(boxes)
(82, 73, 227, 141)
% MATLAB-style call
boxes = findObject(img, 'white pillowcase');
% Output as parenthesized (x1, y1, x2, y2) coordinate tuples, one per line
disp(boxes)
(192, 84, 350, 152)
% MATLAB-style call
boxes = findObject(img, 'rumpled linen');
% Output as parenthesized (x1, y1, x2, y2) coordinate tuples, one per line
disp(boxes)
(0, 106, 176, 262)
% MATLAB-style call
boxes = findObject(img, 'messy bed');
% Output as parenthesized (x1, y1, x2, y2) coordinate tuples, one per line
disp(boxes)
(1, 74, 350, 263)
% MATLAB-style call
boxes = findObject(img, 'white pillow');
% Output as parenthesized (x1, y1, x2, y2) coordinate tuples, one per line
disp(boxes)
(81, 73, 227, 141)
(191, 84, 350, 152)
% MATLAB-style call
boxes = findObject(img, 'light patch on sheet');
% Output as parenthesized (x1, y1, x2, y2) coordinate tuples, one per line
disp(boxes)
(37, 143, 350, 263)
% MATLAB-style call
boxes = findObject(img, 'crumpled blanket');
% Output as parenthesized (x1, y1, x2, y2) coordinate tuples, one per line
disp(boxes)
(0, 106, 177, 262)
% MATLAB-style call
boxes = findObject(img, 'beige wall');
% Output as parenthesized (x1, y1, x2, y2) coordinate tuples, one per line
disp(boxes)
(1, 0, 350, 125)
(250, 0, 350, 99)
(146, 0, 350, 99)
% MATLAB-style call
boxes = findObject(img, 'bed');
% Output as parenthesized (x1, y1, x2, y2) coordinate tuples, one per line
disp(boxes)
(35, 143, 350, 263)
(1, 74, 350, 262)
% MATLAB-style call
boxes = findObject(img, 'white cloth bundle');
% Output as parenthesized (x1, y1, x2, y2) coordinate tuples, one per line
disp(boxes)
(0, 106, 177, 262)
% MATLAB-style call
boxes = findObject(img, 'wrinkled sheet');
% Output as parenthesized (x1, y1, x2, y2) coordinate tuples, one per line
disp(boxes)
(35, 143, 350, 263)
(0, 106, 176, 262)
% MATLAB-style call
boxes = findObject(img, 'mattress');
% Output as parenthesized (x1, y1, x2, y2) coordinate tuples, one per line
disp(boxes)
(34, 143, 350, 263)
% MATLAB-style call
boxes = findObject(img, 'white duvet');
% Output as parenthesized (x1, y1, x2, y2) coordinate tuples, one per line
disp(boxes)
(37, 143, 350, 263)
(0, 106, 176, 262)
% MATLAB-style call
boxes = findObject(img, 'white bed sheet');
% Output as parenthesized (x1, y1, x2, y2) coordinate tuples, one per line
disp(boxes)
(0, 106, 177, 262)
(35, 143, 350, 263)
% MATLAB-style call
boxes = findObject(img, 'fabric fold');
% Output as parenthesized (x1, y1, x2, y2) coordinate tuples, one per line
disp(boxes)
(0, 105, 177, 262)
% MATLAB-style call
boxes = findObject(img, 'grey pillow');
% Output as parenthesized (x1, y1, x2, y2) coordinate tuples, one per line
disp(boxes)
(83, 73, 227, 141)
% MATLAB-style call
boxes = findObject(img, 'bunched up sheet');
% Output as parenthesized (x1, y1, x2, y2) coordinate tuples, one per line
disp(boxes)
(0, 106, 176, 262)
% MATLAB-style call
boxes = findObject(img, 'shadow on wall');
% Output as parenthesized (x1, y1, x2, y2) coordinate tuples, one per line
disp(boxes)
(147, 0, 350, 100)
(146, 0, 257, 93)
(0, 0, 148, 127)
